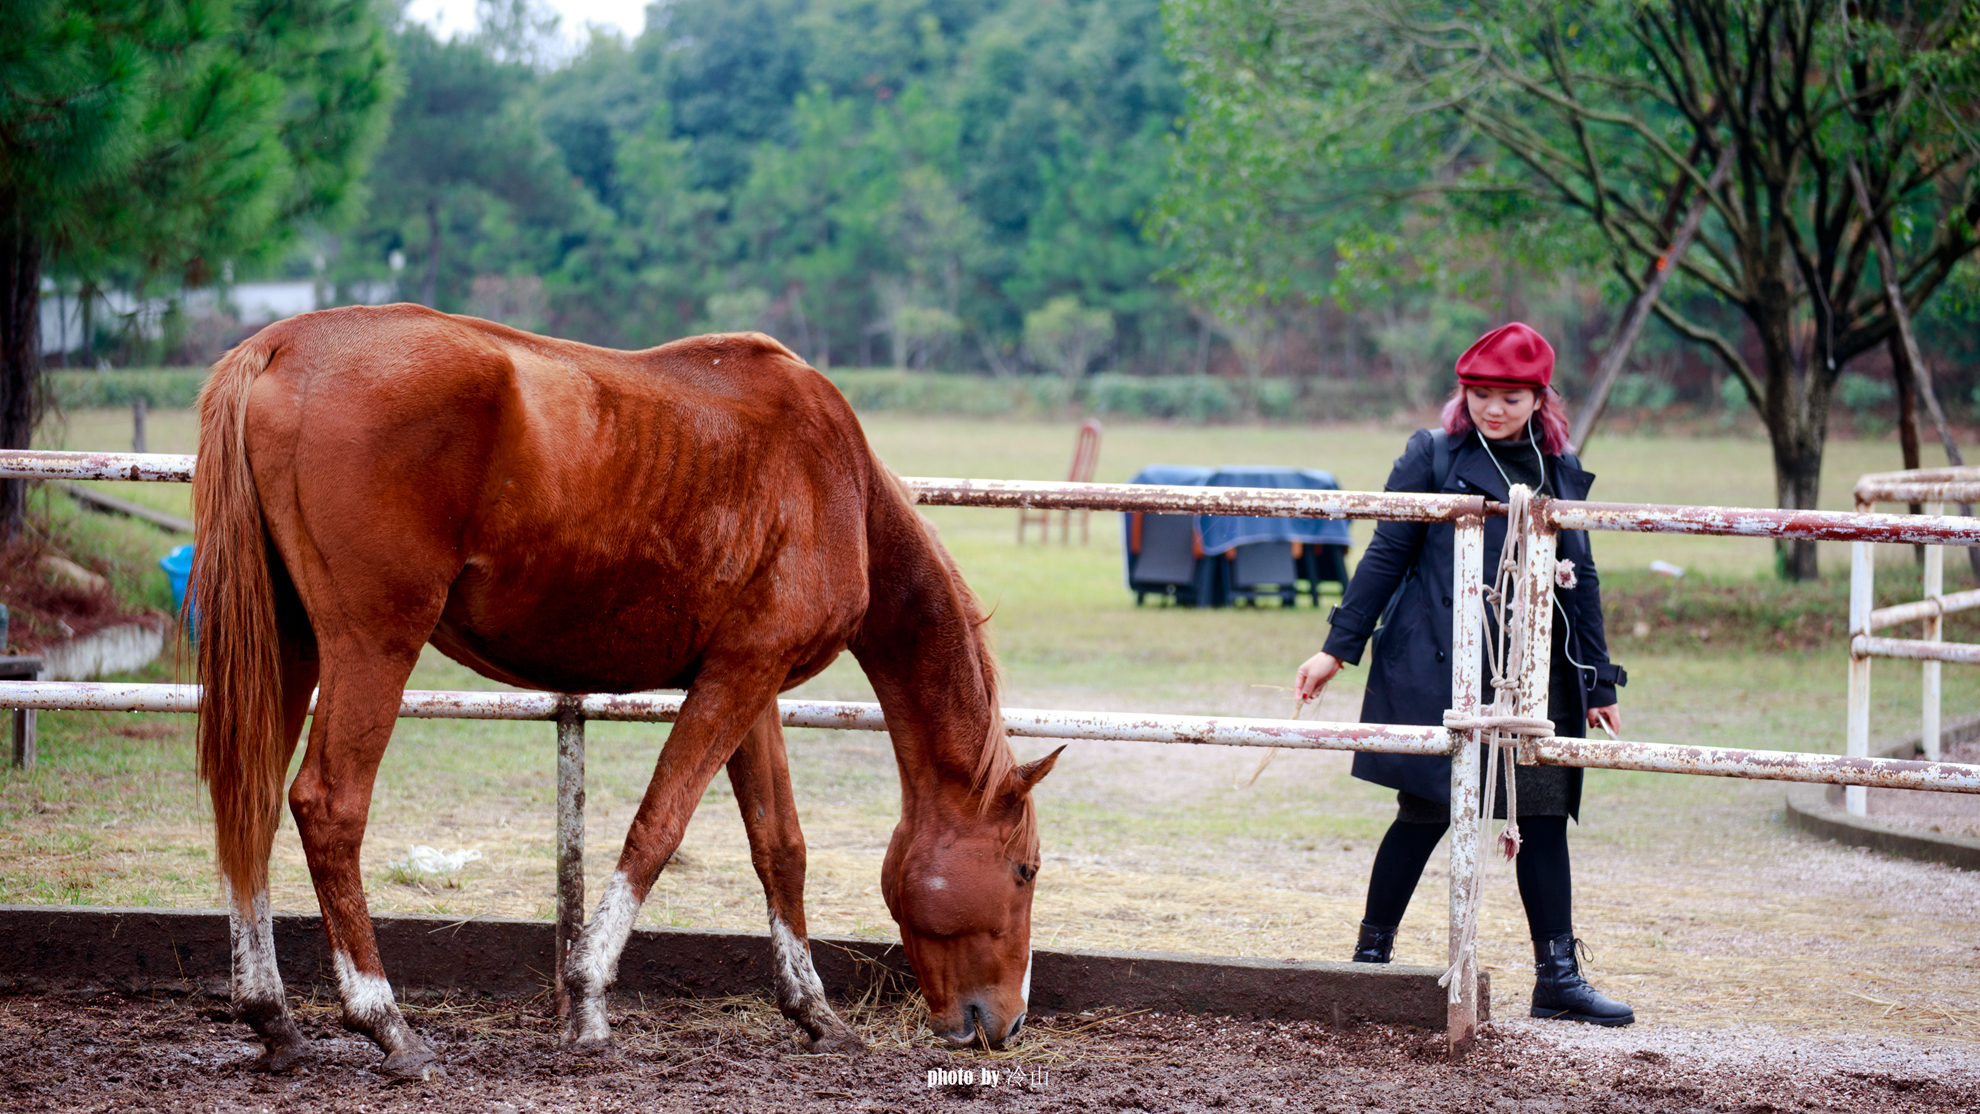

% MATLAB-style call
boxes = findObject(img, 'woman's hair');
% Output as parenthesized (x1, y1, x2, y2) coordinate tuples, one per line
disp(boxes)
(1441, 385, 1574, 455)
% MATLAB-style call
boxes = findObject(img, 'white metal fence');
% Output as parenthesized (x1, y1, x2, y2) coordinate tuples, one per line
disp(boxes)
(1848, 468, 1980, 817)
(5, 448, 1980, 1052)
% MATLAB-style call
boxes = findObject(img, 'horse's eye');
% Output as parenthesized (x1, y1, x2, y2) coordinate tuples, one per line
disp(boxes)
(1015, 863, 1038, 884)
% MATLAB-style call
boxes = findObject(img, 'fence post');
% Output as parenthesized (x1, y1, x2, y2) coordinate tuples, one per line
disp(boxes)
(1446, 513, 1485, 1056)
(553, 696, 586, 1017)
(132, 397, 147, 455)
(1923, 502, 1944, 762)
(1516, 508, 1559, 735)
(1847, 531, 1873, 816)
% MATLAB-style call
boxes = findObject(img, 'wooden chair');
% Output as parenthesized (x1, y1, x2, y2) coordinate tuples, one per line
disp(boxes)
(1018, 419, 1103, 544)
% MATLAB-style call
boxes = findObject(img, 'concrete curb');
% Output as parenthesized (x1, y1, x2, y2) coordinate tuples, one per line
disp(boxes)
(1781, 715, 1980, 873)
(1784, 783, 1980, 872)
(0, 905, 1485, 1030)
(35, 620, 166, 681)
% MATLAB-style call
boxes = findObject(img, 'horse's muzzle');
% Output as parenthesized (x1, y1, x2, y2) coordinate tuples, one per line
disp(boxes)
(939, 1001, 1025, 1050)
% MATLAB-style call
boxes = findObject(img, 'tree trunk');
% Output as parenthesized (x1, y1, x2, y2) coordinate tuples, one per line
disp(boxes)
(79, 281, 95, 367)
(1770, 428, 1826, 580)
(422, 197, 443, 309)
(0, 198, 41, 545)
(1753, 268, 1834, 581)
(1893, 335, 1924, 562)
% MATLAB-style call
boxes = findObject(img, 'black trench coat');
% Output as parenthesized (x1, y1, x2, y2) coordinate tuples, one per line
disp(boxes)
(1321, 429, 1623, 816)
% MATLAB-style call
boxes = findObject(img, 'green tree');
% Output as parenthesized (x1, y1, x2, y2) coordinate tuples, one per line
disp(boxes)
(363, 20, 574, 311)
(1166, 0, 1980, 578)
(0, 0, 394, 541)
(1024, 294, 1114, 399)
(331, 0, 1196, 369)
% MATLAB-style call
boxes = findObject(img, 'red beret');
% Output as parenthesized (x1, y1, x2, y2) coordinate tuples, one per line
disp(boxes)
(1455, 322, 1554, 390)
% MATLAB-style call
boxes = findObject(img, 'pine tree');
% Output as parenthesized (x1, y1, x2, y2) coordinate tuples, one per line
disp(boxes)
(0, 0, 394, 541)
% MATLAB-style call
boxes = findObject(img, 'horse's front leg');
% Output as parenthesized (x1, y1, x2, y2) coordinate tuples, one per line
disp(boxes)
(727, 705, 863, 1052)
(560, 664, 789, 1053)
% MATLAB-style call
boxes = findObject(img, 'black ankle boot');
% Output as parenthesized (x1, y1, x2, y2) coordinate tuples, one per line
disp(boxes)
(1351, 921, 1396, 964)
(1531, 935, 1634, 1026)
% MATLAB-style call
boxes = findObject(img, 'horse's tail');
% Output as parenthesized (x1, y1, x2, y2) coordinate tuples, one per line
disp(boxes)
(193, 332, 286, 913)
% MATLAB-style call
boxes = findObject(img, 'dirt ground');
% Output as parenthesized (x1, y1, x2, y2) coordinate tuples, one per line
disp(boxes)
(3, 992, 1977, 1114)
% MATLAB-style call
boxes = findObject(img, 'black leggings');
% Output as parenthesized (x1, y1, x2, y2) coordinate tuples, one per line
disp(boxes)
(1362, 815, 1572, 939)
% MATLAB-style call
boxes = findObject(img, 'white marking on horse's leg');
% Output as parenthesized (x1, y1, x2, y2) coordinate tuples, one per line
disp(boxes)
(331, 950, 399, 1026)
(226, 881, 284, 1012)
(768, 912, 830, 1015)
(223, 880, 308, 1069)
(329, 951, 438, 1073)
(562, 869, 642, 1049)
(767, 912, 859, 1049)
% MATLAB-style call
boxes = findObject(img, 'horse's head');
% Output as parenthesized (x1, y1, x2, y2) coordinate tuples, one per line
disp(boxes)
(882, 746, 1061, 1049)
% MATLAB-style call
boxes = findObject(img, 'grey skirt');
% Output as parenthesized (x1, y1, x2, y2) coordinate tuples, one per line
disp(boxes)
(1396, 746, 1570, 823)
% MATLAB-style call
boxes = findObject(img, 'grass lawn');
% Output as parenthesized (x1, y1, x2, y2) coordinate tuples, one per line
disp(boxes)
(7, 408, 1979, 1040)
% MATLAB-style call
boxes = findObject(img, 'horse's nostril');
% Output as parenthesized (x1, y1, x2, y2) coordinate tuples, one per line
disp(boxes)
(1008, 1013, 1025, 1039)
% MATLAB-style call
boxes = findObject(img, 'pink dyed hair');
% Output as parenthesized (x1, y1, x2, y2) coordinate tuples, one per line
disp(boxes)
(1441, 385, 1574, 456)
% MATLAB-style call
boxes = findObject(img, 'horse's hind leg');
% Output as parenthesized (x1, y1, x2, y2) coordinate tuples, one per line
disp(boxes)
(231, 625, 318, 1072)
(288, 644, 442, 1080)
(727, 706, 862, 1052)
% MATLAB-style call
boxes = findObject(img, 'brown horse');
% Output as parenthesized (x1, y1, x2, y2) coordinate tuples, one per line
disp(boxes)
(192, 304, 1059, 1078)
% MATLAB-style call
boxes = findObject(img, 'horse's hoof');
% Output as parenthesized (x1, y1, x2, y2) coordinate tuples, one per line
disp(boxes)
(251, 1038, 312, 1075)
(380, 1048, 446, 1082)
(560, 1029, 616, 1056)
(801, 1025, 865, 1055)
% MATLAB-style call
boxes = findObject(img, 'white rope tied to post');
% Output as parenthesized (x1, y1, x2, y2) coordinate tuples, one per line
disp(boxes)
(1440, 484, 1553, 1006)
(1440, 711, 1554, 736)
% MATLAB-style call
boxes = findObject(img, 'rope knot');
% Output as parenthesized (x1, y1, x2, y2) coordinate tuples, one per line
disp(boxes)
(1441, 711, 1555, 737)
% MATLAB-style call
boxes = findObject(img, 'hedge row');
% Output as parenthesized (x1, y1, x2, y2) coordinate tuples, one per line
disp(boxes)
(49, 368, 209, 410)
(822, 369, 1063, 415)
(49, 366, 1390, 424)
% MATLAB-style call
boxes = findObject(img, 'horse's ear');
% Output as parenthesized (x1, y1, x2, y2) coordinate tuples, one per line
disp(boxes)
(1005, 746, 1065, 798)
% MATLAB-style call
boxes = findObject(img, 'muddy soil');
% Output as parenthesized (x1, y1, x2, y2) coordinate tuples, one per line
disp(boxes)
(3, 993, 1976, 1113)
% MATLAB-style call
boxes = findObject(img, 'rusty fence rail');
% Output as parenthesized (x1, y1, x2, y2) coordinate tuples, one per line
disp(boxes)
(7, 449, 1980, 1054)
(3, 679, 1975, 794)
(15, 450, 1980, 539)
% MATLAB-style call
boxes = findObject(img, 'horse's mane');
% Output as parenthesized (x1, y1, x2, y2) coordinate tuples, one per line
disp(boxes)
(871, 460, 1037, 855)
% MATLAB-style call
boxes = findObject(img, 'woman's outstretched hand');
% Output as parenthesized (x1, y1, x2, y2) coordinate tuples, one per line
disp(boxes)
(1588, 704, 1621, 737)
(1295, 651, 1343, 703)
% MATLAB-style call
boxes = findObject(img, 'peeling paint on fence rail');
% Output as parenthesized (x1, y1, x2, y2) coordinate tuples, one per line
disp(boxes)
(0, 453, 1492, 524)
(1543, 498, 1980, 546)
(0, 450, 195, 483)
(1528, 736, 1980, 794)
(905, 476, 1486, 522)
(1868, 588, 1980, 630)
(1850, 635, 1980, 666)
(1855, 466, 1980, 507)
(8, 680, 1980, 793)
(0, 681, 1451, 755)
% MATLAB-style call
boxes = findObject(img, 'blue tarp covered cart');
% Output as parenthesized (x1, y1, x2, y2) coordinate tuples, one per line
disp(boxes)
(1121, 465, 1354, 607)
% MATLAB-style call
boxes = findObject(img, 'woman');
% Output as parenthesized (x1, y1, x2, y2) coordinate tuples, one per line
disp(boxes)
(1293, 322, 1633, 1027)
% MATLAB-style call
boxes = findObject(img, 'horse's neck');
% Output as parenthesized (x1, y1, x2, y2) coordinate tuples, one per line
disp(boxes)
(849, 492, 1000, 797)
